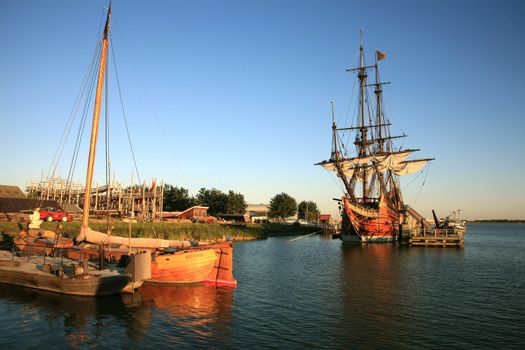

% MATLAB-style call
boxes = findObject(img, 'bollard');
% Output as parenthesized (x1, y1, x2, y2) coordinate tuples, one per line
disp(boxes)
(99, 244, 104, 270)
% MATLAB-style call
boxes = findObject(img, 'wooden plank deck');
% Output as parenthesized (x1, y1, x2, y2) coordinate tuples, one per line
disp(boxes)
(409, 229, 464, 248)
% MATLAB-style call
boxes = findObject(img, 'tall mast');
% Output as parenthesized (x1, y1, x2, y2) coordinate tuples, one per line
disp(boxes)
(358, 29, 369, 200)
(331, 101, 355, 200)
(81, 3, 112, 229)
(374, 54, 384, 152)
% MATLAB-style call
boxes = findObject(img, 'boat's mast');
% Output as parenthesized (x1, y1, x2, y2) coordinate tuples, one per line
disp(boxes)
(331, 101, 355, 200)
(81, 4, 112, 229)
(358, 30, 369, 200)
(373, 54, 385, 199)
(374, 56, 384, 152)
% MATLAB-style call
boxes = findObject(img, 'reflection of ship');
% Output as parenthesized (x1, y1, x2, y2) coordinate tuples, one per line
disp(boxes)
(316, 31, 433, 243)
(339, 244, 398, 344)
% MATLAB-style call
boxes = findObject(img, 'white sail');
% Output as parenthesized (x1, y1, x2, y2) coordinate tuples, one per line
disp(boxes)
(318, 150, 426, 179)
(391, 159, 429, 176)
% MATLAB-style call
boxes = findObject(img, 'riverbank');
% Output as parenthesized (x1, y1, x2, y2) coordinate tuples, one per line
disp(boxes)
(0, 221, 319, 243)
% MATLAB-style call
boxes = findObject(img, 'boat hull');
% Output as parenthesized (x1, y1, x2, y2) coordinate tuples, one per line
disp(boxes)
(341, 233, 394, 243)
(16, 230, 237, 287)
(145, 242, 237, 287)
(0, 259, 131, 296)
(149, 249, 219, 284)
(341, 197, 399, 244)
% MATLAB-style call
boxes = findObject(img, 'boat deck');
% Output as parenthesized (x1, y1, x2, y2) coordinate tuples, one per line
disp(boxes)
(0, 253, 125, 277)
(0, 249, 138, 296)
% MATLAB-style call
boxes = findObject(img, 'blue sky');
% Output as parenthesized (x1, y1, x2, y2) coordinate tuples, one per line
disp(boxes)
(1, 0, 524, 220)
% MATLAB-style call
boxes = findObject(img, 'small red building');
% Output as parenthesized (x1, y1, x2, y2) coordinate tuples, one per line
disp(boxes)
(319, 214, 332, 225)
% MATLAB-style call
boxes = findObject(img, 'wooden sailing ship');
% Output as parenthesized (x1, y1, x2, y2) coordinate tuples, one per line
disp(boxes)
(0, 3, 153, 296)
(316, 31, 433, 243)
(12, 2, 236, 287)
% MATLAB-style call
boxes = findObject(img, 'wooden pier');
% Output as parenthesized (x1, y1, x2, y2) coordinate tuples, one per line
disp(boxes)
(408, 228, 464, 248)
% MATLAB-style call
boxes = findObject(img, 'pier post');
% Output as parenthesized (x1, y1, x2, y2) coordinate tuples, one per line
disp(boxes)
(399, 224, 410, 245)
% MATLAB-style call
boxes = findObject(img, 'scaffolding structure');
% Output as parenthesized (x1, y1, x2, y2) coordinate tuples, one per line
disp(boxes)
(26, 176, 164, 221)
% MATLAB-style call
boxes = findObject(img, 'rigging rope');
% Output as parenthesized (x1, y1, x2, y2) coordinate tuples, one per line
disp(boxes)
(412, 162, 431, 204)
(66, 45, 101, 192)
(115, 26, 189, 191)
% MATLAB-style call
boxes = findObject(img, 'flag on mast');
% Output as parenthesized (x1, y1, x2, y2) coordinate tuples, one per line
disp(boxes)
(376, 49, 387, 61)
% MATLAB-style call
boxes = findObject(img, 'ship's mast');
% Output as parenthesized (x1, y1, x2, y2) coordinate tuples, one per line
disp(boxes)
(374, 56, 384, 152)
(81, 4, 112, 230)
(331, 101, 355, 200)
(373, 54, 385, 198)
(357, 30, 369, 200)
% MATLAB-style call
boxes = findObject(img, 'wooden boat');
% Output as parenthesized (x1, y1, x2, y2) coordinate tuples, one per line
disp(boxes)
(2, 3, 152, 296)
(0, 250, 150, 296)
(316, 31, 433, 243)
(12, 2, 236, 288)
(0, 260, 127, 296)
(75, 229, 237, 286)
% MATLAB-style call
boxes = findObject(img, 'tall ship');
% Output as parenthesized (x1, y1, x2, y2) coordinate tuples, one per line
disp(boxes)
(316, 31, 433, 243)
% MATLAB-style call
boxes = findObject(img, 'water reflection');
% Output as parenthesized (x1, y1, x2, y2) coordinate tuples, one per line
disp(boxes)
(138, 283, 234, 343)
(340, 244, 400, 345)
(0, 283, 149, 347)
(0, 282, 234, 347)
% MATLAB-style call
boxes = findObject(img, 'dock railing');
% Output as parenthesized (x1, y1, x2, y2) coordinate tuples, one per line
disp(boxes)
(410, 228, 462, 238)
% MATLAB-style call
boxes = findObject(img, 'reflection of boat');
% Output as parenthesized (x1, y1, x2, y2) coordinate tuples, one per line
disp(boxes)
(139, 283, 233, 330)
(0, 283, 150, 346)
(316, 31, 433, 243)
(1, 3, 150, 296)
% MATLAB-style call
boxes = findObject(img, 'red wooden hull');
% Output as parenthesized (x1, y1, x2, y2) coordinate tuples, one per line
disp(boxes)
(150, 249, 218, 283)
(342, 198, 399, 242)
(149, 242, 237, 287)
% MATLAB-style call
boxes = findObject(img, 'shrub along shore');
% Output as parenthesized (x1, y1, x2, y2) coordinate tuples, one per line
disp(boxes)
(0, 221, 320, 243)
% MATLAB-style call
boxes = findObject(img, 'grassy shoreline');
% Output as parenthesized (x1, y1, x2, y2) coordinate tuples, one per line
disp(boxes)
(0, 221, 319, 243)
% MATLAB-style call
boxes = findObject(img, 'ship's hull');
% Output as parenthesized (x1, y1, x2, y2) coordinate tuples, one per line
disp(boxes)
(341, 197, 399, 244)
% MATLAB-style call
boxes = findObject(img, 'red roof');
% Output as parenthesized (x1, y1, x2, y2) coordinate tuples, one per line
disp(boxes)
(319, 214, 331, 221)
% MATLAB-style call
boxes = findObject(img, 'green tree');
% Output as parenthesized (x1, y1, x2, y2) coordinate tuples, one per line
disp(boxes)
(163, 185, 195, 211)
(297, 201, 320, 222)
(268, 193, 297, 221)
(195, 188, 228, 215)
(225, 190, 247, 214)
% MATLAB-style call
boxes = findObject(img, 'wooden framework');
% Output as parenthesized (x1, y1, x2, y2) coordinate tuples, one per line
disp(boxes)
(26, 176, 164, 221)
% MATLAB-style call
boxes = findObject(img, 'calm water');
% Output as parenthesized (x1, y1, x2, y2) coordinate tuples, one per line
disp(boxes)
(0, 224, 524, 348)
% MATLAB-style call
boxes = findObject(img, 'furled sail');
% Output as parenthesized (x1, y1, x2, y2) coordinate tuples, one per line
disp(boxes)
(317, 149, 427, 179)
